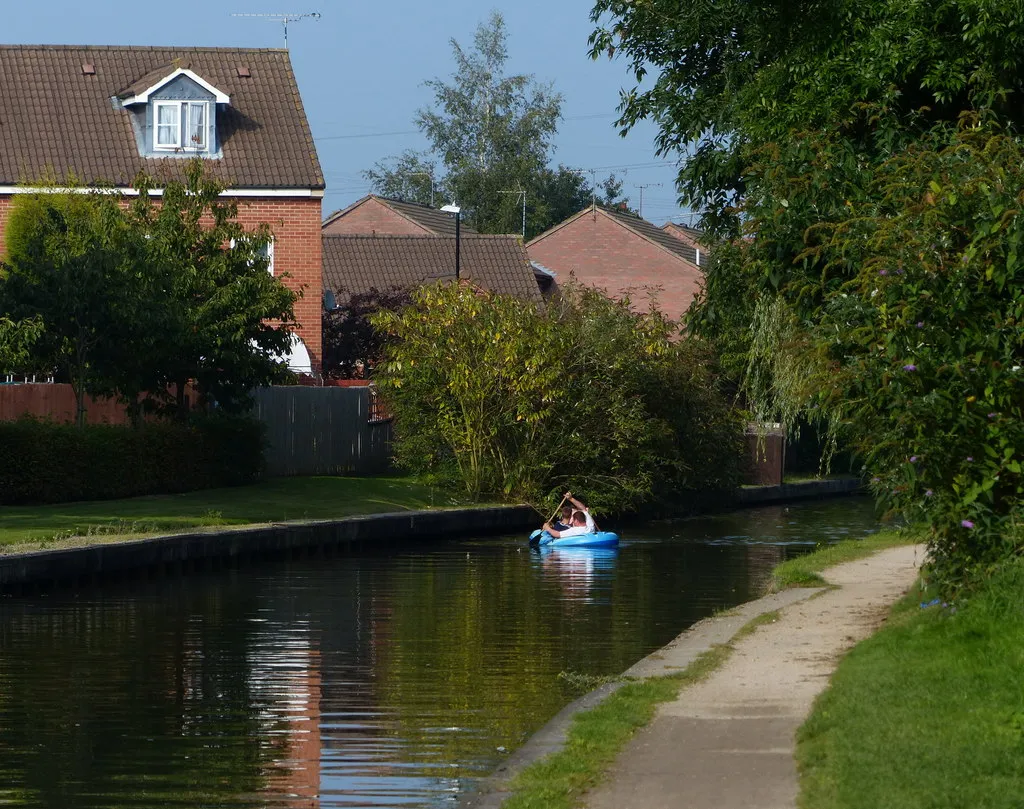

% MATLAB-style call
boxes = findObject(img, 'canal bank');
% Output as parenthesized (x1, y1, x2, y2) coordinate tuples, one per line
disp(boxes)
(0, 505, 537, 592)
(465, 540, 924, 809)
(0, 478, 862, 592)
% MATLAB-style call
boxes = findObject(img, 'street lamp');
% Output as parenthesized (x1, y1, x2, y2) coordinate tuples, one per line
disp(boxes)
(441, 203, 461, 280)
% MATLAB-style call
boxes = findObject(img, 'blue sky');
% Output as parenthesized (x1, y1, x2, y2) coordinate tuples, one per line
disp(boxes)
(7, 0, 694, 226)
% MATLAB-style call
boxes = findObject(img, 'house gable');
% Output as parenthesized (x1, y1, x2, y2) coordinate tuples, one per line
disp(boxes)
(527, 205, 703, 322)
(323, 195, 477, 237)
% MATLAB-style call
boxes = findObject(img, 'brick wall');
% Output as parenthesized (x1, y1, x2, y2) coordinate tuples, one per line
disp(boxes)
(0, 193, 322, 370)
(528, 210, 704, 322)
(662, 223, 708, 267)
(235, 196, 323, 368)
(322, 197, 430, 235)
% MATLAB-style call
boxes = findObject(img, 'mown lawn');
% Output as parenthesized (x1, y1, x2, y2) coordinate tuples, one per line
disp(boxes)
(797, 557, 1024, 809)
(0, 476, 482, 547)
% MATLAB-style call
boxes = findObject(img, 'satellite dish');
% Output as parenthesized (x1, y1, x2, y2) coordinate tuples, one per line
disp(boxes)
(323, 289, 337, 311)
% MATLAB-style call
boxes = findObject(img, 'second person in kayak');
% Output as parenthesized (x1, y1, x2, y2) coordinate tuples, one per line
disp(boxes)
(543, 492, 596, 538)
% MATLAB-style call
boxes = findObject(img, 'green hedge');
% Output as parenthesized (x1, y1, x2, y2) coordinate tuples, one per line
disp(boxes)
(0, 415, 265, 505)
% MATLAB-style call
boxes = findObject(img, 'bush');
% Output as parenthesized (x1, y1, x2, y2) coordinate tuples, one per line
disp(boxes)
(0, 414, 265, 505)
(372, 281, 745, 512)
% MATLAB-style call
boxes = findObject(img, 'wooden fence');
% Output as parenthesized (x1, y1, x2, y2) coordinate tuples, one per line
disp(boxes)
(0, 383, 129, 425)
(252, 386, 393, 476)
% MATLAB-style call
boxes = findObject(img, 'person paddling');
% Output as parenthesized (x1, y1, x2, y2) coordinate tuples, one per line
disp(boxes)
(543, 492, 596, 539)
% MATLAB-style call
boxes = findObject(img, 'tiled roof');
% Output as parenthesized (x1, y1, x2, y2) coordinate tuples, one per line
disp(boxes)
(0, 45, 323, 189)
(601, 206, 699, 265)
(322, 234, 541, 303)
(323, 195, 478, 236)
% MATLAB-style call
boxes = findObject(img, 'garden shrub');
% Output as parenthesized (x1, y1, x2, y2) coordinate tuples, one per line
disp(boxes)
(0, 414, 265, 505)
(372, 281, 745, 512)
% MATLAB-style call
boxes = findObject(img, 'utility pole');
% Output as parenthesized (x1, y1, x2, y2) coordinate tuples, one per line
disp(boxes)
(231, 11, 321, 48)
(633, 183, 662, 218)
(499, 186, 527, 239)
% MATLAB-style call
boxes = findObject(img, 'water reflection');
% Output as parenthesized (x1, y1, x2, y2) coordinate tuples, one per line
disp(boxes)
(532, 547, 618, 604)
(0, 497, 879, 808)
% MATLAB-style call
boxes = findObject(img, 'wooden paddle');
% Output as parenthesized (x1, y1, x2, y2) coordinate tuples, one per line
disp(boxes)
(530, 493, 569, 546)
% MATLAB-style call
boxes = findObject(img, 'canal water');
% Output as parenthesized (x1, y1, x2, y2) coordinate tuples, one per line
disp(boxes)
(0, 497, 878, 808)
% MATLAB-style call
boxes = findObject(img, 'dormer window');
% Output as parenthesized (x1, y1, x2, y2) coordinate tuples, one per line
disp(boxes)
(118, 66, 229, 159)
(154, 100, 209, 151)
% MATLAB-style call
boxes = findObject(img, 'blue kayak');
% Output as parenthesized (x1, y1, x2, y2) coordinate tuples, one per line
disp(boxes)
(529, 529, 619, 548)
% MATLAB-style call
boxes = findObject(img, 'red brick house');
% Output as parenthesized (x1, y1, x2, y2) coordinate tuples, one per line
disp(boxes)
(0, 45, 324, 370)
(323, 195, 477, 237)
(527, 204, 704, 323)
(662, 221, 709, 268)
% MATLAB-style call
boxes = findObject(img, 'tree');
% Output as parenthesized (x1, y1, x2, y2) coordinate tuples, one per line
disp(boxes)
(589, 0, 1024, 586)
(0, 316, 43, 373)
(1, 189, 148, 427)
(371, 281, 744, 510)
(131, 161, 298, 418)
(322, 286, 413, 380)
(367, 12, 627, 239)
(0, 160, 300, 424)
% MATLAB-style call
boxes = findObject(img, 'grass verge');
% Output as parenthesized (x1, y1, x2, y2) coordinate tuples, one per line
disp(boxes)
(769, 527, 921, 589)
(0, 476, 483, 550)
(796, 556, 1024, 809)
(500, 645, 730, 809)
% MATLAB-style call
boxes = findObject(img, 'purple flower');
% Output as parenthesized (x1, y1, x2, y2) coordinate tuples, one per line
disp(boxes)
(966, 456, 973, 462)
(871, 477, 881, 483)
(903, 364, 917, 372)
(961, 520, 975, 529)
(988, 412, 997, 419)
(879, 269, 889, 276)
(925, 489, 933, 497)
(910, 456, 918, 463)
(917, 321, 924, 329)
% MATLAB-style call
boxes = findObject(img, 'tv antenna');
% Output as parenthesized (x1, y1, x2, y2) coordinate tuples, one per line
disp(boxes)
(633, 183, 662, 218)
(232, 11, 321, 48)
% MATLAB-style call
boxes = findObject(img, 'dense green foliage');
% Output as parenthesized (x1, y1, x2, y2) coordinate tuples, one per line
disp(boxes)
(590, 1, 1024, 587)
(366, 12, 628, 238)
(372, 282, 744, 512)
(0, 160, 297, 424)
(0, 316, 42, 370)
(0, 415, 264, 506)
(798, 553, 1024, 808)
(322, 287, 413, 380)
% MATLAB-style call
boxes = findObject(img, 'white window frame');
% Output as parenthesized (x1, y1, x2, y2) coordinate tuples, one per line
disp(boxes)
(154, 100, 181, 150)
(153, 100, 211, 153)
(230, 236, 275, 276)
(259, 237, 275, 276)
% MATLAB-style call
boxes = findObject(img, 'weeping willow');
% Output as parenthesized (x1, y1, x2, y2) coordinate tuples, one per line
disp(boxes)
(743, 294, 840, 472)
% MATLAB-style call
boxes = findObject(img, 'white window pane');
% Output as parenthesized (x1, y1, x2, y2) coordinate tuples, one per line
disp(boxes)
(156, 104, 179, 147)
(187, 102, 207, 149)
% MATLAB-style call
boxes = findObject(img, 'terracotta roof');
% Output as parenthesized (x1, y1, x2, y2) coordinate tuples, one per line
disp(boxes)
(0, 45, 323, 189)
(323, 195, 478, 236)
(322, 234, 541, 303)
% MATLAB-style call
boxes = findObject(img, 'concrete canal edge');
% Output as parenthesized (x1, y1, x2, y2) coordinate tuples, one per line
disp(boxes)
(460, 585, 826, 809)
(0, 505, 538, 592)
(734, 476, 862, 506)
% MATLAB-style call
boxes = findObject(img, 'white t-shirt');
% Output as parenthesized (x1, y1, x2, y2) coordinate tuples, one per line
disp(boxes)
(555, 509, 596, 537)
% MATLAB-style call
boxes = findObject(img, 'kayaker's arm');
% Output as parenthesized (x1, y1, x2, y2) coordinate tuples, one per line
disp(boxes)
(564, 492, 596, 533)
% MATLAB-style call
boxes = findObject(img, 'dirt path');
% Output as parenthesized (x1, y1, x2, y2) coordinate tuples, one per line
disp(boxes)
(582, 544, 925, 809)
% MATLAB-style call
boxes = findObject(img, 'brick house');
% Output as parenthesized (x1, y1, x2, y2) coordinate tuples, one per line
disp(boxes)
(322, 195, 477, 237)
(527, 204, 704, 323)
(662, 221, 709, 268)
(0, 45, 324, 370)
